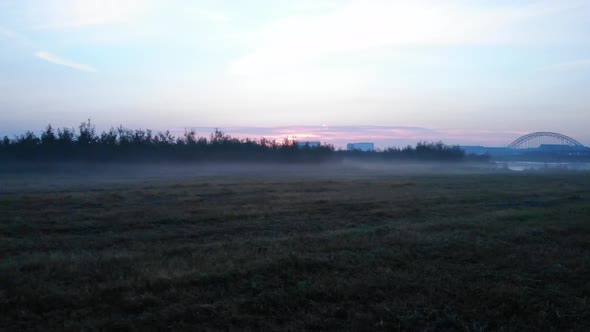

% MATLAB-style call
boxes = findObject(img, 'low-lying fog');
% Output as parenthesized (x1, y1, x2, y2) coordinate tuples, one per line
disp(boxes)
(0, 160, 549, 193)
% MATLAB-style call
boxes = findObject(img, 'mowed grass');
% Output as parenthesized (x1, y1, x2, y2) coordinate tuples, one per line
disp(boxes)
(1, 171, 590, 331)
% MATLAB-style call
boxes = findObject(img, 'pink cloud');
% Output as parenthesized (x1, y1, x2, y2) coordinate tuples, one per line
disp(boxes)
(169, 125, 528, 149)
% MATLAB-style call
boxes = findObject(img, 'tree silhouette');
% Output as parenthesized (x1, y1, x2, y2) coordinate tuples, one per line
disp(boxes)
(0, 120, 488, 163)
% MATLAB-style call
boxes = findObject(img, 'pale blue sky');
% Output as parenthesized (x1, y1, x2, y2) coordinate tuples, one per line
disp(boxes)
(1, 0, 589, 146)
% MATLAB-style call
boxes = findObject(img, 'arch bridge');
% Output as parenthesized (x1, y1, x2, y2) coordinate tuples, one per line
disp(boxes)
(507, 132, 585, 149)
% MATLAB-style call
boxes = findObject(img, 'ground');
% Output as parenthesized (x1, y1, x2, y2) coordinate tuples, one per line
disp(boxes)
(1, 163, 589, 331)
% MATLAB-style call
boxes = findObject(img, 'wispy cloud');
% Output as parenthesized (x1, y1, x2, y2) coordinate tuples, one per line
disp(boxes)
(31, 0, 146, 29)
(194, 9, 231, 23)
(538, 59, 590, 72)
(168, 125, 521, 148)
(0, 26, 16, 39)
(35, 51, 97, 72)
(229, 0, 589, 76)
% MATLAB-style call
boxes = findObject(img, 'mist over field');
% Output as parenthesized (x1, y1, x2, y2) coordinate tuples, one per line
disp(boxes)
(0, 161, 494, 192)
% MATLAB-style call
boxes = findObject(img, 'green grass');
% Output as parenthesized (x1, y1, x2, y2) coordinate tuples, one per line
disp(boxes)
(1, 170, 590, 331)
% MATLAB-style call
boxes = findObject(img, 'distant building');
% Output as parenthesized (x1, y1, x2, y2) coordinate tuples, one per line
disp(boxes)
(296, 141, 321, 148)
(347, 143, 375, 152)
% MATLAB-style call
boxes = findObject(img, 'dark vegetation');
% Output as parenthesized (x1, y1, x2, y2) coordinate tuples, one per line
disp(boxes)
(1, 168, 589, 331)
(0, 120, 486, 162)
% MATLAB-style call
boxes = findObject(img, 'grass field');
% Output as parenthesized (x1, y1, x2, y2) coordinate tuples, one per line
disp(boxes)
(1, 164, 589, 331)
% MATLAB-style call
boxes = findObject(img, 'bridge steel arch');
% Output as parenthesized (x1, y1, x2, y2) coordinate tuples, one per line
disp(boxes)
(507, 132, 584, 149)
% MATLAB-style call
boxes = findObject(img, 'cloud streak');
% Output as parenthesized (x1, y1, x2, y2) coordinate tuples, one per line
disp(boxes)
(31, 0, 146, 29)
(194, 9, 231, 23)
(167, 125, 523, 148)
(538, 59, 590, 72)
(229, 0, 589, 76)
(35, 51, 97, 72)
(0, 26, 15, 39)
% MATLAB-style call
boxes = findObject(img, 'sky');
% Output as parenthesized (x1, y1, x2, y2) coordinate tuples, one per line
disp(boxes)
(1, 0, 590, 147)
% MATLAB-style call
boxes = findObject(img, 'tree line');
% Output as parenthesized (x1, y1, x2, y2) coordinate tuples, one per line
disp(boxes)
(0, 120, 487, 163)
